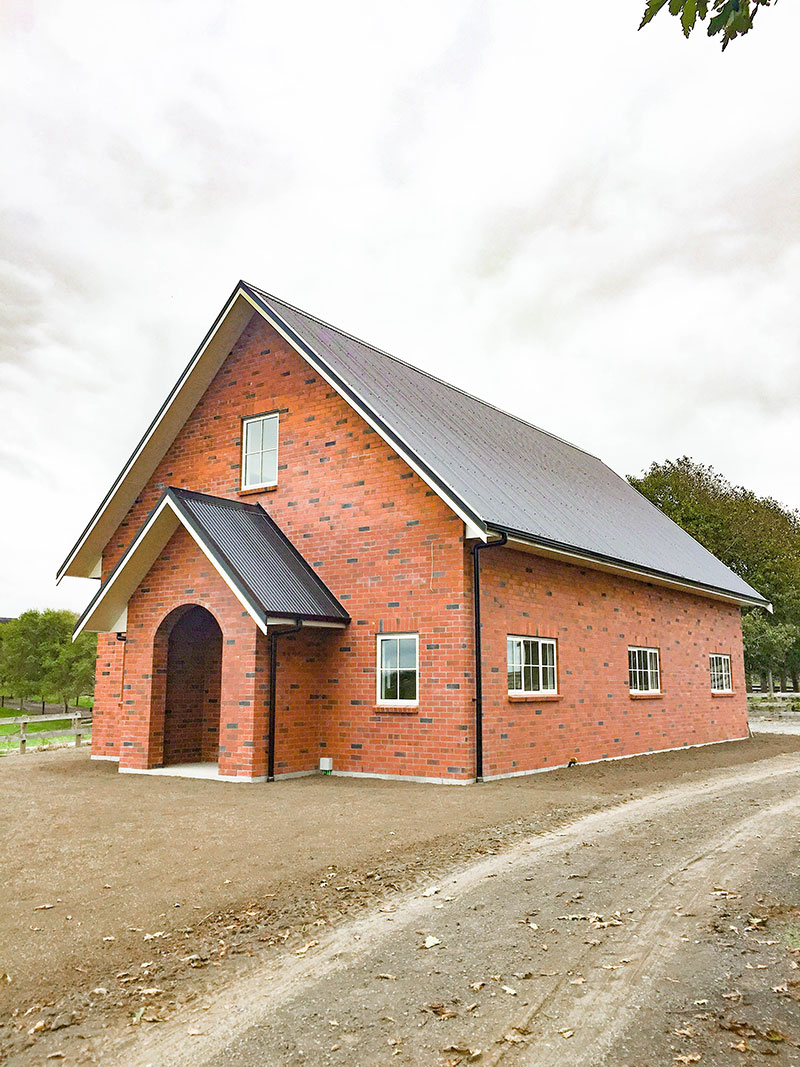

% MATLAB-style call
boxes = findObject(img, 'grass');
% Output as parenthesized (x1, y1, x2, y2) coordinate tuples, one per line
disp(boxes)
(0, 690, 93, 711)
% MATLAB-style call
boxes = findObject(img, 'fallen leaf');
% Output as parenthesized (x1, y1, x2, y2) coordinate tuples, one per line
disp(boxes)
(674, 1027, 696, 1038)
(295, 940, 318, 957)
(501, 986, 517, 996)
(558, 1028, 574, 1038)
(721, 990, 742, 1000)
(501, 1030, 526, 1045)
(422, 887, 440, 897)
(442, 1046, 481, 1062)
(91, 987, 108, 996)
(729, 1041, 749, 1053)
(421, 935, 441, 949)
(470, 981, 485, 991)
(377, 973, 397, 981)
(427, 1003, 458, 1018)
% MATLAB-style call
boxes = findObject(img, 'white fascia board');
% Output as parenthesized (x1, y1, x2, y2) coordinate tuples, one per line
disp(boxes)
(239, 289, 487, 543)
(73, 497, 178, 639)
(59, 291, 255, 580)
(176, 509, 268, 634)
(265, 617, 347, 628)
(73, 495, 269, 639)
(502, 535, 769, 609)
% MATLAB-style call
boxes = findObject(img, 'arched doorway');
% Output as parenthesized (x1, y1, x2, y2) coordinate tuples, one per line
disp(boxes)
(162, 606, 223, 767)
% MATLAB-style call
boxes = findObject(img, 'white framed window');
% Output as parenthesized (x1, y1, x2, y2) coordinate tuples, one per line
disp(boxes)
(507, 636, 557, 695)
(710, 653, 732, 693)
(377, 633, 418, 705)
(241, 412, 279, 490)
(629, 646, 660, 693)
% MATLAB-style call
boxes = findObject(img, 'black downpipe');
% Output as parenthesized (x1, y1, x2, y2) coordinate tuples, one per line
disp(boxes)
(473, 533, 508, 782)
(267, 619, 303, 782)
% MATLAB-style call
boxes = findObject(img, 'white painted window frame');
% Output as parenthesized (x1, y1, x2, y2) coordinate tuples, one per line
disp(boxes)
(376, 632, 419, 707)
(628, 645, 661, 693)
(709, 653, 733, 693)
(241, 411, 279, 491)
(507, 635, 558, 695)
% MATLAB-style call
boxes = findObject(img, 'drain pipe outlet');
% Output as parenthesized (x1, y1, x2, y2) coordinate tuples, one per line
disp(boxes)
(267, 619, 302, 782)
(473, 532, 508, 782)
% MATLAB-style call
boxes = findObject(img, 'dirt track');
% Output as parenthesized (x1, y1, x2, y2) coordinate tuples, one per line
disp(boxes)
(2, 735, 800, 1064)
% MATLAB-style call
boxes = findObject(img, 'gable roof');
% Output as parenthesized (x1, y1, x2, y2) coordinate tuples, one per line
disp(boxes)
(60, 281, 768, 609)
(74, 488, 350, 637)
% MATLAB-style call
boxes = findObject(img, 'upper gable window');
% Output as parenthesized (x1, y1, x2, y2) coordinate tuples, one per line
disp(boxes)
(242, 412, 279, 490)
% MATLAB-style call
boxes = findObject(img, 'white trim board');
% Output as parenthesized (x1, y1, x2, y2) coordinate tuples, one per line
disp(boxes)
(59, 290, 255, 581)
(501, 535, 771, 610)
(73, 493, 268, 638)
(59, 284, 486, 583)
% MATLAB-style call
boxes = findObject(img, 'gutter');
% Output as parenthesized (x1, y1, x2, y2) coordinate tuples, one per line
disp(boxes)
(472, 532, 508, 782)
(267, 619, 303, 782)
(492, 523, 770, 611)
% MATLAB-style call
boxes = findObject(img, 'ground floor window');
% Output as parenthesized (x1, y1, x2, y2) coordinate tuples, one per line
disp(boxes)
(710, 653, 732, 692)
(629, 646, 660, 693)
(507, 635, 557, 695)
(377, 633, 418, 705)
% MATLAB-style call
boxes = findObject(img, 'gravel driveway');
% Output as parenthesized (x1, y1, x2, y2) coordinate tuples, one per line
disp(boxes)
(3, 735, 800, 1065)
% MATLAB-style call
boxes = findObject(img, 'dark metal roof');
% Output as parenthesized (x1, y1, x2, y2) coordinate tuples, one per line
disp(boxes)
(170, 488, 350, 624)
(244, 283, 766, 605)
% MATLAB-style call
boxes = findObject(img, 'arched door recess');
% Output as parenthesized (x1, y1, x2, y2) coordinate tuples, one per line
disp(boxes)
(162, 605, 222, 766)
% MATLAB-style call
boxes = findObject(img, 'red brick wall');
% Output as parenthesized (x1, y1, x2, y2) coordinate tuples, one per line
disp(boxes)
(478, 547, 748, 778)
(91, 634, 124, 758)
(98, 315, 475, 780)
(91, 312, 748, 782)
(162, 606, 222, 765)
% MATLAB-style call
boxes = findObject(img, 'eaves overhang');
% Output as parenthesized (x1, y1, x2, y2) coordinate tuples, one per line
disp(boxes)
(73, 488, 350, 639)
(490, 525, 772, 611)
(58, 282, 488, 583)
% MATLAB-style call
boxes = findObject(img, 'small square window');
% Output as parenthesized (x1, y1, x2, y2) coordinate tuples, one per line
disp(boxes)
(628, 646, 660, 693)
(507, 636, 557, 695)
(377, 634, 418, 705)
(710, 653, 732, 692)
(241, 412, 279, 490)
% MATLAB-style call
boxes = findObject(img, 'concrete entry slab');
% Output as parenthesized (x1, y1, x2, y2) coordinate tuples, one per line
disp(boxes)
(119, 762, 267, 783)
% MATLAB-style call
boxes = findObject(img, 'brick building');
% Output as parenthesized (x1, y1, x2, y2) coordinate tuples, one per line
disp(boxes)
(61, 282, 768, 784)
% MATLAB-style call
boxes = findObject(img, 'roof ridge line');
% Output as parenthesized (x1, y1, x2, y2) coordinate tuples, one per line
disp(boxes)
(241, 281, 601, 464)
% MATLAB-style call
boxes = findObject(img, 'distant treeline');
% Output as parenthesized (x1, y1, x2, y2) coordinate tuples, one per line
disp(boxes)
(0, 610, 96, 707)
(630, 457, 800, 692)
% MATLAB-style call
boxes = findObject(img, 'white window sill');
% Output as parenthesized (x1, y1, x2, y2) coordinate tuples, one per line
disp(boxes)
(508, 692, 561, 702)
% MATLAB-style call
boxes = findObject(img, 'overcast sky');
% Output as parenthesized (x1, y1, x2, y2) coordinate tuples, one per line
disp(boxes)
(1, 0, 799, 617)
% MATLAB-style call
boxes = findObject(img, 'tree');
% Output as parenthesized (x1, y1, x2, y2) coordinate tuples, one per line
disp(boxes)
(0, 609, 96, 707)
(630, 457, 800, 686)
(640, 0, 776, 50)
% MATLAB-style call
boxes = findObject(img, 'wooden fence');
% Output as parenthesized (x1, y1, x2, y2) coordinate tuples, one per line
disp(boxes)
(0, 712, 90, 754)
